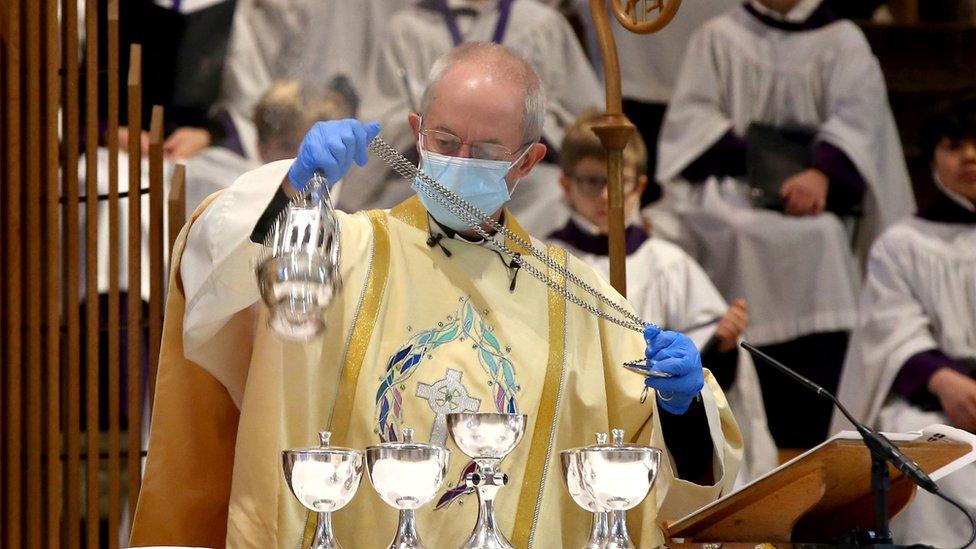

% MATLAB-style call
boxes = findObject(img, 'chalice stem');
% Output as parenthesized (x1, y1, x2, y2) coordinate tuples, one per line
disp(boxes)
(461, 483, 514, 548)
(390, 509, 424, 549)
(604, 510, 635, 549)
(586, 511, 610, 548)
(476, 496, 502, 541)
(310, 511, 340, 549)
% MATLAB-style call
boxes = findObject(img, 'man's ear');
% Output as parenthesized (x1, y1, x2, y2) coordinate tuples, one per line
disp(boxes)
(559, 174, 572, 197)
(512, 142, 547, 179)
(636, 174, 649, 196)
(408, 113, 422, 154)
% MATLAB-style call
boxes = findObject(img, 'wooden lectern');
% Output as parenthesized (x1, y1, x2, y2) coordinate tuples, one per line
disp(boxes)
(666, 429, 973, 544)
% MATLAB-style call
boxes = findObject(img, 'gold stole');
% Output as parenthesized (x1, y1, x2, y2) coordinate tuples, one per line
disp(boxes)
(303, 197, 567, 547)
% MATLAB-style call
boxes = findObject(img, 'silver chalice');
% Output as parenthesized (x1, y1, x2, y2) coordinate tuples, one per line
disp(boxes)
(256, 172, 342, 341)
(366, 428, 451, 549)
(282, 431, 363, 549)
(560, 433, 611, 549)
(575, 429, 662, 549)
(447, 412, 527, 549)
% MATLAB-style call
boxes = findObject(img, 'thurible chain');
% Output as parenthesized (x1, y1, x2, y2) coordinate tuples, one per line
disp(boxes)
(367, 137, 650, 334)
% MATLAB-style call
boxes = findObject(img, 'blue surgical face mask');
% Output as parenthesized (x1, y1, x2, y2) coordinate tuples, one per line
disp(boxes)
(412, 146, 527, 232)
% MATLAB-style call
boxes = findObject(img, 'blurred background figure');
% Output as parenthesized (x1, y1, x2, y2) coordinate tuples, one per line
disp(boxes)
(94, 0, 238, 158)
(548, 112, 778, 485)
(184, 77, 355, 212)
(832, 98, 976, 547)
(108, 0, 403, 161)
(652, 0, 916, 450)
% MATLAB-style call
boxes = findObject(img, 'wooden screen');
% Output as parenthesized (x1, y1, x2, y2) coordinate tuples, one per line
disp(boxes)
(1, 0, 181, 546)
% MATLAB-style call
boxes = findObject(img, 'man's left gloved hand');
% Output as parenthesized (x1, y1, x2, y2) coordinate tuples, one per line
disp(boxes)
(643, 325, 705, 415)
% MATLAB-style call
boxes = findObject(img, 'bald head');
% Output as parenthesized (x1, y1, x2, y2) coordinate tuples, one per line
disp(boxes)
(419, 42, 546, 144)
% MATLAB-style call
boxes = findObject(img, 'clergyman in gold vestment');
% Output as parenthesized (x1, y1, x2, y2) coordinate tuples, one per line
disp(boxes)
(130, 43, 743, 548)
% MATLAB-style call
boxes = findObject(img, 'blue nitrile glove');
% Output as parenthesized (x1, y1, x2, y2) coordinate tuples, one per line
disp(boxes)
(643, 325, 705, 415)
(287, 119, 382, 192)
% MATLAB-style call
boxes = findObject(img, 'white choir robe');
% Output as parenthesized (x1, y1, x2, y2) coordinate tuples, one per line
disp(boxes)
(652, 3, 915, 346)
(575, 0, 740, 104)
(830, 212, 976, 548)
(129, 160, 743, 548)
(278, 0, 414, 102)
(77, 148, 175, 302)
(214, 0, 301, 128)
(339, 0, 602, 237)
(550, 226, 778, 485)
(184, 146, 261, 214)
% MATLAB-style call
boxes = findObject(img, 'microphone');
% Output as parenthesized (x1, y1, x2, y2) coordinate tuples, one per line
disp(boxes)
(739, 341, 939, 494)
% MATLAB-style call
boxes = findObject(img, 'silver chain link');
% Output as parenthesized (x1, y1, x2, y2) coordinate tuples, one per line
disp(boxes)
(367, 137, 650, 334)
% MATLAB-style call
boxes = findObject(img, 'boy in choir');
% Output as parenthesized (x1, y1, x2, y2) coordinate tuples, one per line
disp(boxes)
(654, 0, 916, 449)
(832, 99, 976, 547)
(549, 112, 778, 484)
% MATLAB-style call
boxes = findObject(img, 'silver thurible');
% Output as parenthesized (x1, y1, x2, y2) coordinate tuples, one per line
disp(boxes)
(256, 172, 341, 341)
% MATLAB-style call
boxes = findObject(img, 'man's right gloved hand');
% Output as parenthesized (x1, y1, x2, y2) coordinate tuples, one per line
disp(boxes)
(287, 119, 382, 193)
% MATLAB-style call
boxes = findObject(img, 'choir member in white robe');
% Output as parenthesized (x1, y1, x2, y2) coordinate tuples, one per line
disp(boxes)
(548, 112, 777, 485)
(341, 0, 603, 238)
(831, 100, 976, 547)
(573, 0, 740, 204)
(130, 43, 742, 548)
(652, 0, 915, 448)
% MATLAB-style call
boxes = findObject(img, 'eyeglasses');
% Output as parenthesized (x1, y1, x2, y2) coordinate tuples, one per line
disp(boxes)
(420, 128, 528, 161)
(569, 175, 639, 197)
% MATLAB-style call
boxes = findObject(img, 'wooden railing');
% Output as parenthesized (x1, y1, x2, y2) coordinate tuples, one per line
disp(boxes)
(0, 1, 180, 546)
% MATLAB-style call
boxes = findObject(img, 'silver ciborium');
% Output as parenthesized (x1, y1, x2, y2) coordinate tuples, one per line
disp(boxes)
(257, 172, 342, 342)
(447, 412, 527, 549)
(282, 431, 363, 549)
(560, 433, 611, 549)
(575, 428, 662, 549)
(366, 428, 451, 548)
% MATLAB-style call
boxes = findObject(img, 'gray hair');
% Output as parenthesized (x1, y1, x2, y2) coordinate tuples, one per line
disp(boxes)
(418, 42, 546, 145)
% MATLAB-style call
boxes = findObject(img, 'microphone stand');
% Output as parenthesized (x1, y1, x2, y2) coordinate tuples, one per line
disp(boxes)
(740, 341, 944, 546)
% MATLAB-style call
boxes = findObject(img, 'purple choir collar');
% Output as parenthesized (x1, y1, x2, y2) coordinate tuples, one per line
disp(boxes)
(547, 217, 649, 256)
(433, 0, 514, 47)
(742, 1, 839, 31)
(918, 189, 976, 225)
(212, 109, 246, 158)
